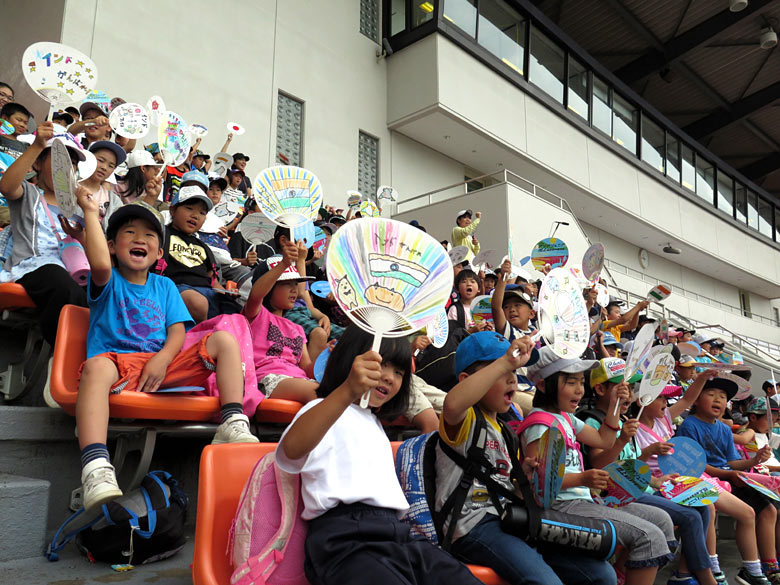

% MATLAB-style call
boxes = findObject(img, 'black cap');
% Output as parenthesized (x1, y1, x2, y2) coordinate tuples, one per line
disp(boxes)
(233, 152, 250, 162)
(703, 377, 738, 401)
(106, 201, 164, 243)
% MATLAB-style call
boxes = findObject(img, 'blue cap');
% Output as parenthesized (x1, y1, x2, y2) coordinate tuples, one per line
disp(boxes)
(602, 331, 623, 350)
(181, 170, 209, 190)
(88, 140, 127, 166)
(454, 331, 539, 375)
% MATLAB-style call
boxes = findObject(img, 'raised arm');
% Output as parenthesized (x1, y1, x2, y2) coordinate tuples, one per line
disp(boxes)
(0, 122, 53, 200)
(669, 368, 717, 419)
(451, 213, 481, 239)
(243, 238, 298, 319)
(220, 133, 233, 154)
(75, 185, 112, 286)
(491, 260, 511, 333)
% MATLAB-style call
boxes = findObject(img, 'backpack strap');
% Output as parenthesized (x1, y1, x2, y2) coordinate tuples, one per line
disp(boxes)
(46, 507, 101, 562)
(516, 410, 585, 470)
(455, 302, 466, 329)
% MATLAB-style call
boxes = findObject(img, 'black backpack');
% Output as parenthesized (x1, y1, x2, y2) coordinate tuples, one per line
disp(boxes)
(47, 471, 187, 565)
(415, 320, 469, 391)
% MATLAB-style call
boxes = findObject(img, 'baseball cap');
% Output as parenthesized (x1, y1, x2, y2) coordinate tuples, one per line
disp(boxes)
(174, 185, 213, 210)
(590, 357, 642, 386)
(233, 152, 250, 162)
(702, 377, 738, 401)
(252, 255, 314, 284)
(46, 127, 87, 161)
(668, 328, 683, 338)
(710, 340, 725, 348)
(79, 101, 107, 118)
(126, 150, 163, 169)
(145, 142, 160, 155)
(677, 354, 697, 367)
(526, 346, 598, 385)
(106, 200, 164, 242)
(181, 170, 210, 191)
(503, 284, 534, 309)
(88, 140, 127, 166)
(602, 332, 623, 350)
(454, 331, 539, 375)
(319, 222, 338, 235)
(52, 111, 73, 126)
(192, 150, 210, 160)
(329, 214, 347, 226)
(455, 209, 473, 220)
(746, 397, 780, 415)
(763, 380, 779, 392)
(208, 175, 228, 191)
(661, 385, 683, 399)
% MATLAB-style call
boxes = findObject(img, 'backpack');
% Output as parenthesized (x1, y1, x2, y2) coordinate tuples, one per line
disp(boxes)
(395, 432, 441, 545)
(229, 452, 309, 585)
(414, 320, 469, 391)
(46, 471, 187, 565)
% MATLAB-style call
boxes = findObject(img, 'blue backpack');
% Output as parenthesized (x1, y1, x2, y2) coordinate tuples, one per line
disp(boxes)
(395, 432, 440, 545)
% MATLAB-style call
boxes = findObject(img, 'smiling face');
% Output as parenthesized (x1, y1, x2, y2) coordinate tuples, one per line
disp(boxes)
(3, 111, 28, 136)
(171, 201, 208, 234)
(269, 281, 298, 312)
(695, 388, 728, 421)
(367, 361, 405, 409)
(91, 148, 117, 183)
(82, 108, 110, 141)
(557, 372, 586, 413)
(457, 215, 472, 227)
(108, 218, 162, 272)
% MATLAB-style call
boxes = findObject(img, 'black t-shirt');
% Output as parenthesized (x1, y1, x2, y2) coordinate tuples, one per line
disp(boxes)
(0, 135, 27, 160)
(162, 226, 216, 288)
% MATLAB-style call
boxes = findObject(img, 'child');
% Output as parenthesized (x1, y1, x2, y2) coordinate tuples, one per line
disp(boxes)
(0, 102, 31, 140)
(447, 268, 486, 332)
(0, 122, 87, 346)
(160, 178, 238, 322)
(492, 259, 536, 341)
(74, 196, 257, 511)
(745, 397, 780, 474)
(523, 347, 676, 585)
(677, 378, 777, 585)
(275, 325, 483, 585)
(114, 150, 167, 209)
(243, 239, 320, 403)
(436, 332, 616, 585)
(601, 299, 649, 341)
(584, 359, 716, 585)
(78, 141, 126, 224)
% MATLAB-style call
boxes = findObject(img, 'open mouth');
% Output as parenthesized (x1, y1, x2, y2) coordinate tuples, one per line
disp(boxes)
(504, 389, 515, 403)
(129, 247, 147, 258)
(570, 399, 580, 409)
(374, 386, 389, 397)
(186, 219, 198, 228)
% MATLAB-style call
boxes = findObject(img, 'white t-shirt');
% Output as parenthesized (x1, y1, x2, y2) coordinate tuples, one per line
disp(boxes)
(275, 399, 409, 520)
(755, 433, 780, 468)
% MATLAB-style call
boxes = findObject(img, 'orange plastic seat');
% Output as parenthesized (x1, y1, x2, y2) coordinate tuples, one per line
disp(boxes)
(193, 442, 509, 585)
(50, 304, 305, 424)
(0, 282, 36, 309)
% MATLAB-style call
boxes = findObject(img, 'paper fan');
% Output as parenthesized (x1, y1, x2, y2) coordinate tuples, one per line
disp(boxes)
(536, 267, 590, 358)
(190, 124, 208, 138)
(647, 284, 672, 303)
(472, 249, 499, 270)
(253, 165, 323, 242)
(568, 266, 589, 289)
(0, 120, 14, 136)
(157, 111, 191, 167)
(531, 237, 569, 270)
(582, 243, 605, 281)
(299, 220, 316, 249)
(448, 246, 468, 265)
(377, 185, 398, 202)
(146, 95, 166, 125)
(109, 103, 150, 139)
(327, 218, 454, 407)
(426, 309, 449, 348)
(22, 42, 97, 105)
(358, 199, 380, 217)
(310, 281, 332, 299)
(211, 151, 232, 177)
(595, 283, 610, 307)
(237, 213, 276, 246)
(635, 353, 676, 419)
(312, 226, 328, 254)
(471, 295, 494, 324)
(83, 89, 110, 112)
(51, 139, 78, 217)
(347, 190, 362, 209)
(227, 122, 245, 135)
(625, 323, 657, 380)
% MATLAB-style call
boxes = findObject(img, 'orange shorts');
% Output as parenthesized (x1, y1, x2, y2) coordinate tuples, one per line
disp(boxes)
(79, 334, 216, 393)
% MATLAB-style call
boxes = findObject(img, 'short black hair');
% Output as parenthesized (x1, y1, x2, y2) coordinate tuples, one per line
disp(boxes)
(316, 325, 411, 421)
(454, 269, 479, 288)
(0, 82, 13, 95)
(64, 106, 79, 116)
(106, 214, 161, 249)
(532, 372, 562, 410)
(0, 102, 31, 120)
(605, 301, 622, 313)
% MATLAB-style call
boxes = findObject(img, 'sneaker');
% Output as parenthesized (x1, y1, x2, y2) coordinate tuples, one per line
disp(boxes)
(735, 569, 771, 585)
(212, 413, 259, 444)
(667, 574, 699, 585)
(81, 459, 122, 511)
(42, 357, 60, 409)
(714, 572, 730, 585)
(766, 573, 780, 585)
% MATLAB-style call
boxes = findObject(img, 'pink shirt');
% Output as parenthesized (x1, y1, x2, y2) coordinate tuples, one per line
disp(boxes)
(635, 410, 675, 476)
(248, 304, 308, 380)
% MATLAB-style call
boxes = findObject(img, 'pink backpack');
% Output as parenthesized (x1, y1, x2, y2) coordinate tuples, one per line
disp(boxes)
(515, 410, 584, 468)
(228, 452, 310, 585)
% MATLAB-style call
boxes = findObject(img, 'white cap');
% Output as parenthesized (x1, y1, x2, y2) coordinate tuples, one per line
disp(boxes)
(126, 150, 162, 169)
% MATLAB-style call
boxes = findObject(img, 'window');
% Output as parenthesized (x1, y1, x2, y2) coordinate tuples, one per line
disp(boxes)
(774, 307, 780, 327)
(413, 1, 435, 28)
(443, 0, 476, 37)
(666, 135, 680, 183)
(276, 92, 303, 166)
(390, 0, 406, 35)
(612, 94, 637, 155)
(739, 290, 752, 319)
(592, 76, 611, 136)
(567, 55, 588, 120)
(716, 172, 733, 217)
(735, 183, 747, 224)
(776, 207, 780, 242)
(640, 116, 664, 174)
(758, 197, 773, 238)
(747, 190, 759, 231)
(680, 145, 695, 191)
(529, 25, 564, 103)
(477, 0, 525, 75)
(695, 157, 715, 204)
(360, 0, 380, 41)
(358, 131, 379, 199)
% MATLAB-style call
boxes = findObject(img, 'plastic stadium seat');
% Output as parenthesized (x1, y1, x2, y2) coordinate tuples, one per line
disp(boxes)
(193, 443, 509, 585)
(0, 282, 36, 310)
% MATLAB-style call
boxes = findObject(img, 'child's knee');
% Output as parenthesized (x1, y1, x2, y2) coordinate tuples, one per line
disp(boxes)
(760, 504, 777, 521)
(80, 356, 117, 383)
(207, 330, 239, 355)
(310, 327, 327, 343)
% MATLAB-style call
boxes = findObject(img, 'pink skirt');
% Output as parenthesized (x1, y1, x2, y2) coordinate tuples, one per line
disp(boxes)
(701, 472, 732, 493)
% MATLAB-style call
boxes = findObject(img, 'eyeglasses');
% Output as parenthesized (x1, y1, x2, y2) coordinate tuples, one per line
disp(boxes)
(0, 92, 13, 101)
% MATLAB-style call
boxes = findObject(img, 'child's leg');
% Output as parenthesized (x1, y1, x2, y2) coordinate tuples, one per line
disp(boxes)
(450, 514, 563, 585)
(715, 490, 758, 559)
(543, 551, 617, 585)
(267, 377, 318, 403)
(307, 326, 328, 362)
(180, 289, 209, 323)
(757, 503, 778, 562)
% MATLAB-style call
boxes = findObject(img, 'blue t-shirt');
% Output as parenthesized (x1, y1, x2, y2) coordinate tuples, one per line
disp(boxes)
(677, 415, 740, 469)
(86, 268, 193, 358)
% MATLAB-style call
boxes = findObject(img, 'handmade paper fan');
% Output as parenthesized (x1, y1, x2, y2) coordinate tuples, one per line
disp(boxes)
(634, 353, 676, 419)
(237, 213, 276, 246)
(157, 110, 191, 167)
(594, 283, 610, 307)
(471, 295, 494, 324)
(625, 323, 657, 380)
(448, 246, 468, 265)
(22, 42, 97, 105)
(531, 237, 569, 270)
(227, 122, 245, 135)
(377, 185, 398, 202)
(647, 284, 672, 303)
(211, 151, 232, 177)
(582, 243, 605, 282)
(426, 309, 449, 348)
(146, 95, 166, 125)
(472, 249, 499, 270)
(253, 166, 323, 242)
(190, 124, 208, 138)
(51, 138, 78, 217)
(535, 267, 590, 358)
(359, 199, 380, 218)
(109, 103, 150, 139)
(347, 190, 362, 209)
(326, 218, 454, 406)
(0, 120, 14, 136)
(83, 89, 110, 112)
(310, 281, 332, 299)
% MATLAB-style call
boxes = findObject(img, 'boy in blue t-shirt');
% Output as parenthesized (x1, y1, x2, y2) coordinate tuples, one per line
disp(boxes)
(74, 191, 258, 511)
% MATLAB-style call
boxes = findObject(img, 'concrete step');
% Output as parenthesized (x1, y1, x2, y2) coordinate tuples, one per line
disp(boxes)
(0, 473, 50, 562)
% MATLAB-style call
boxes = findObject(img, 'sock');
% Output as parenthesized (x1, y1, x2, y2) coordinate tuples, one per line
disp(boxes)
(710, 555, 721, 574)
(220, 402, 243, 423)
(744, 560, 763, 576)
(80, 443, 109, 468)
(762, 558, 780, 574)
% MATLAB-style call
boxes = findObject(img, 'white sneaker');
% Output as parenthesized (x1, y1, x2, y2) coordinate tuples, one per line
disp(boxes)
(212, 414, 259, 444)
(81, 459, 123, 511)
(43, 357, 60, 409)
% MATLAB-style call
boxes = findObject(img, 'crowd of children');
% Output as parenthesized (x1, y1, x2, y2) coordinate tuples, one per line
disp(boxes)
(2, 82, 780, 585)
